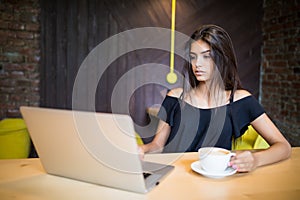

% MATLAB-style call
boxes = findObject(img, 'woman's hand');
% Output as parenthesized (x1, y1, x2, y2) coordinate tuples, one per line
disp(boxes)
(138, 145, 145, 160)
(229, 151, 258, 172)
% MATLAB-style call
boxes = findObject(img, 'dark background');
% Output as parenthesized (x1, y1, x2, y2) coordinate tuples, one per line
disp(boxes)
(39, 0, 262, 142)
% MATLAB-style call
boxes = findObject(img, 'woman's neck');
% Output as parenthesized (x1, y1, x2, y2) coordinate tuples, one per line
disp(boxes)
(194, 84, 212, 108)
(195, 83, 210, 96)
(187, 83, 229, 108)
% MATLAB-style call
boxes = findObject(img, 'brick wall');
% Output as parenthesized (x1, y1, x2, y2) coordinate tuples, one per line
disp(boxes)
(261, 0, 300, 146)
(0, 0, 40, 119)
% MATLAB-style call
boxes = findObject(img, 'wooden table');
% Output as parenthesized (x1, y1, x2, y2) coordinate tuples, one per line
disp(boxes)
(1, 148, 300, 200)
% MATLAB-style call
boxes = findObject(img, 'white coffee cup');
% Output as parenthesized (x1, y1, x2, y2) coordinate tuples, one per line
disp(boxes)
(198, 147, 236, 173)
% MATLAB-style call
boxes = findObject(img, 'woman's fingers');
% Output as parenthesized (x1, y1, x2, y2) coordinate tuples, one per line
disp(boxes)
(229, 151, 257, 172)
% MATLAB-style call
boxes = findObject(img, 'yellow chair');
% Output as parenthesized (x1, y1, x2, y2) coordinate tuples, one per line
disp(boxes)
(0, 118, 31, 159)
(232, 125, 270, 150)
(135, 132, 144, 145)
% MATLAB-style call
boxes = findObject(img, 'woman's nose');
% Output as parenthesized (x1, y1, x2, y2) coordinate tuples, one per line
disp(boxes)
(196, 57, 202, 67)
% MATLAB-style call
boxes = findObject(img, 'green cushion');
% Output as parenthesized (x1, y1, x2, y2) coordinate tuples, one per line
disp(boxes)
(0, 118, 31, 159)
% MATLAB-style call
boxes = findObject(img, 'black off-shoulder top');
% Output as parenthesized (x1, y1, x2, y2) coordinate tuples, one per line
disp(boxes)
(157, 95, 265, 153)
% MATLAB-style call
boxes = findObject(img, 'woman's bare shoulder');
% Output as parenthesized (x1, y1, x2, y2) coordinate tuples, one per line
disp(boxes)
(233, 89, 252, 101)
(167, 88, 183, 98)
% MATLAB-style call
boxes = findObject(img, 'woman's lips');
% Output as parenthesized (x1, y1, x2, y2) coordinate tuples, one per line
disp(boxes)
(195, 70, 205, 76)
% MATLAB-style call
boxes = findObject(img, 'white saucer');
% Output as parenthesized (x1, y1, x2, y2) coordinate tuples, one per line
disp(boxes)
(191, 161, 237, 179)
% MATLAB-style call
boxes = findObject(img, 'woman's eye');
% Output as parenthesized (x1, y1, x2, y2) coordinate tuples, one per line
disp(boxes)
(190, 55, 196, 60)
(203, 54, 211, 59)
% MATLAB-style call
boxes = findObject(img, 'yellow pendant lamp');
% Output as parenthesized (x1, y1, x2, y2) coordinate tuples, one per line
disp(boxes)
(166, 0, 177, 84)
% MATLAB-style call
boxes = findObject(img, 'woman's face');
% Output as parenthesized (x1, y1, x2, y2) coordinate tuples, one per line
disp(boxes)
(190, 40, 214, 82)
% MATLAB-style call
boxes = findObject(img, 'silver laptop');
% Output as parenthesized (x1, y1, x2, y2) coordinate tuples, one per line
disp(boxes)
(20, 106, 174, 193)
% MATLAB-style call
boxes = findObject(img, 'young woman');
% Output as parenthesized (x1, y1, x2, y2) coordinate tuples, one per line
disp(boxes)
(139, 24, 291, 172)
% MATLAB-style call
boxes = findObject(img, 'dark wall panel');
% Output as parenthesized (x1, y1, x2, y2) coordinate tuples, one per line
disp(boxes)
(40, 0, 262, 141)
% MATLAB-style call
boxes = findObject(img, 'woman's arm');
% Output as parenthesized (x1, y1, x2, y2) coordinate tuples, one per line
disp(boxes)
(229, 89, 291, 172)
(251, 113, 291, 166)
(139, 120, 171, 154)
(230, 113, 291, 172)
(140, 88, 182, 154)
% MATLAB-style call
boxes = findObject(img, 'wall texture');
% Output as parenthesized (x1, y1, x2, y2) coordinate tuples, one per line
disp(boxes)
(261, 0, 300, 146)
(0, 0, 40, 118)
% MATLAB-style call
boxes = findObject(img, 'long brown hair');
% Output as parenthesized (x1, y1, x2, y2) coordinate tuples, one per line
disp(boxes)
(182, 24, 243, 104)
